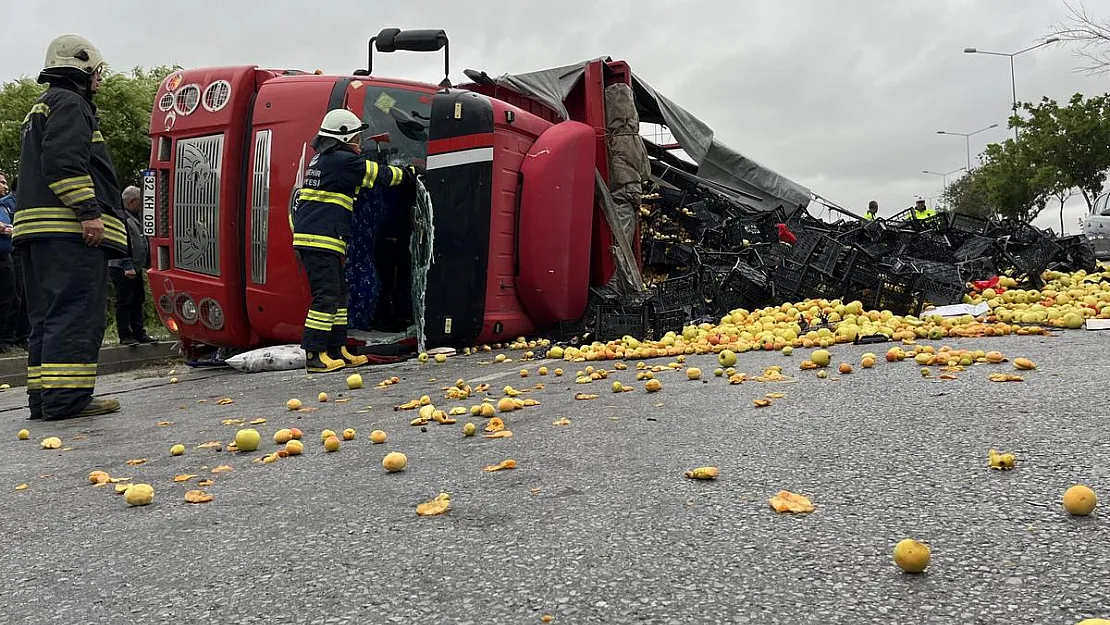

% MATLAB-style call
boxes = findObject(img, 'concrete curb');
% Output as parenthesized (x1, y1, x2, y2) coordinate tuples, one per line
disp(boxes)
(0, 342, 182, 388)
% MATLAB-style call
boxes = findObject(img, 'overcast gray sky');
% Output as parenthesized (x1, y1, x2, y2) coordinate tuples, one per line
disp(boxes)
(2, 0, 1106, 231)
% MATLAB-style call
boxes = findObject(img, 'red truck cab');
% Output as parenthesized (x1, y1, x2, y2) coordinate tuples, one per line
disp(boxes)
(146, 32, 614, 356)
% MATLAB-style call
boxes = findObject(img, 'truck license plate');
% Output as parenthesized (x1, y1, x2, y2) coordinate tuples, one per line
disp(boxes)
(141, 169, 156, 237)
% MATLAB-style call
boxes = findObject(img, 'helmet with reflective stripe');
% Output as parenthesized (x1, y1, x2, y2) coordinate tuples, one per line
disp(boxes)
(318, 109, 367, 143)
(43, 34, 106, 75)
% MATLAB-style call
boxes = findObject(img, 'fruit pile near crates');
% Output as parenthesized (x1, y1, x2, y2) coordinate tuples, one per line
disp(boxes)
(562, 178, 1102, 342)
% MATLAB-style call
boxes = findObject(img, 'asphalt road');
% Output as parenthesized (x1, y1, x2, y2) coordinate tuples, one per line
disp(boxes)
(1, 331, 1108, 625)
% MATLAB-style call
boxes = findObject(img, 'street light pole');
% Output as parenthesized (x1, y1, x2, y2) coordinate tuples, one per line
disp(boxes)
(936, 124, 999, 170)
(963, 37, 1059, 142)
(923, 167, 967, 210)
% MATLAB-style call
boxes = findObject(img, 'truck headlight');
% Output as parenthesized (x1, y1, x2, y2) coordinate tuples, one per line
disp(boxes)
(176, 295, 198, 324)
(199, 298, 225, 330)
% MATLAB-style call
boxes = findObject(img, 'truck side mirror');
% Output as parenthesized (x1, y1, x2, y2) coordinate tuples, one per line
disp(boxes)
(359, 28, 451, 88)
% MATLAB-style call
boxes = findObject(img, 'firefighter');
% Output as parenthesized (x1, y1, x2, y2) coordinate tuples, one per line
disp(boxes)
(292, 108, 416, 373)
(14, 34, 129, 420)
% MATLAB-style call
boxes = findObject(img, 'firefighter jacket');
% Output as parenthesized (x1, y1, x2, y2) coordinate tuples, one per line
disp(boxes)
(292, 145, 412, 256)
(913, 207, 936, 220)
(13, 81, 128, 257)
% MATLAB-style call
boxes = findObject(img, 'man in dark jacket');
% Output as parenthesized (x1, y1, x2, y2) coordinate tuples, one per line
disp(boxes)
(14, 34, 128, 421)
(0, 170, 19, 353)
(108, 185, 154, 345)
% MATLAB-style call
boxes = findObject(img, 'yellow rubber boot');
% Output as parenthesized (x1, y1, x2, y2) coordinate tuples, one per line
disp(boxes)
(306, 351, 345, 373)
(339, 346, 369, 367)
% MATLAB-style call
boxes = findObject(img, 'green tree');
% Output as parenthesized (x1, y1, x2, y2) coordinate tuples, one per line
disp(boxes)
(0, 65, 176, 188)
(941, 169, 996, 218)
(1012, 93, 1110, 211)
(977, 139, 1052, 222)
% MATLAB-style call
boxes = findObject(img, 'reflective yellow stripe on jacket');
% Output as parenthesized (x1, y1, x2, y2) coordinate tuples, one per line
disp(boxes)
(297, 188, 354, 211)
(13, 207, 128, 248)
(22, 102, 50, 124)
(92, 130, 104, 143)
(292, 233, 346, 255)
(48, 175, 96, 205)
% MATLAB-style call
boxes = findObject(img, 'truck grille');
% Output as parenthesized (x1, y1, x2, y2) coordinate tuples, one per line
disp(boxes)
(250, 130, 272, 285)
(173, 134, 224, 276)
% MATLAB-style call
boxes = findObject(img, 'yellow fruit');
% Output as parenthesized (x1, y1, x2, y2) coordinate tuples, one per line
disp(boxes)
(686, 367, 702, 380)
(17, 429, 30, 440)
(369, 430, 387, 444)
(611, 381, 624, 393)
(383, 451, 408, 472)
(286, 398, 302, 410)
(1013, 358, 1036, 370)
(420, 395, 432, 405)
(547, 346, 565, 359)
(40, 436, 61, 449)
(838, 363, 853, 374)
(289, 427, 303, 440)
(816, 370, 828, 379)
(346, 374, 363, 389)
(418, 352, 429, 363)
(684, 466, 719, 480)
(494, 354, 507, 363)
(861, 356, 876, 369)
(538, 366, 549, 375)
(285, 439, 304, 455)
(435, 353, 447, 363)
(645, 379, 663, 393)
(520, 369, 529, 377)
(714, 368, 724, 377)
(170, 444, 185, 456)
(234, 428, 261, 452)
(323, 435, 340, 452)
(497, 397, 516, 412)
(718, 350, 737, 367)
(892, 538, 930, 573)
(88, 470, 111, 484)
(462, 422, 477, 437)
(985, 351, 1004, 363)
(124, 483, 154, 506)
(469, 405, 481, 415)
(318, 392, 329, 402)
(273, 428, 293, 444)
(553, 368, 564, 376)
(782, 346, 793, 356)
(811, 349, 831, 367)
(1063, 485, 1098, 516)
(479, 403, 496, 417)
(320, 429, 337, 442)
(342, 428, 356, 441)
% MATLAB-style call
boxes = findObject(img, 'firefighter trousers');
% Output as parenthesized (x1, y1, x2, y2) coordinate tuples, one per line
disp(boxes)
(20, 240, 109, 420)
(296, 249, 351, 353)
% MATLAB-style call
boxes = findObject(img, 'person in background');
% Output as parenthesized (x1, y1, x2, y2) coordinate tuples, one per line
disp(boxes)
(0, 170, 19, 353)
(108, 185, 155, 345)
(14, 34, 128, 421)
(912, 198, 935, 220)
(863, 200, 878, 221)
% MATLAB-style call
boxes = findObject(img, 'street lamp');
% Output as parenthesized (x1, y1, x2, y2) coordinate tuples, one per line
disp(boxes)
(923, 167, 967, 210)
(936, 124, 999, 170)
(963, 37, 1059, 141)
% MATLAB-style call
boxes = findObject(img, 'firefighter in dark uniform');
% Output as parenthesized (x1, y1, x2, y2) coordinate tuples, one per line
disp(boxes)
(292, 108, 416, 373)
(14, 34, 129, 420)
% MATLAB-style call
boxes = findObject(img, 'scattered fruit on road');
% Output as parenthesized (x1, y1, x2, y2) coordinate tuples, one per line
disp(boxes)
(273, 428, 293, 444)
(17, 429, 29, 440)
(169, 444, 185, 456)
(323, 435, 340, 452)
(346, 374, 363, 389)
(342, 428, 356, 441)
(684, 466, 719, 480)
(234, 429, 261, 452)
(1063, 485, 1098, 516)
(768, 491, 815, 513)
(369, 429, 387, 444)
(124, 484, 154, 507)
(383, 451, 408, 472)
(40, 436, 61, 449)
(892, 538, 931, 573)
(286, 398, 302, 410)
(988, 449, 1016, 470)
(416, 492, 450, 516)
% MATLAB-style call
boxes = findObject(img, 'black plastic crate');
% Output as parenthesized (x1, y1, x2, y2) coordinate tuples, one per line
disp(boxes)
(541, 318, 586, 343)
(716, 263, 772, 312)
(724, 214, 779, 246)
(695, 248, 742, 269)
(772, 262, 807, 302)
(592, 302, 648, 341)
(957, 257, 997, 282)
(953, 235, 997, 262)
(648, 271, 701, 309)
(643, 240, 672, 266)
(799, 269, 847, 301)
(916, 273, 965, 305)
(667, 243, 697, 267)
(647, 302, 692, 340)
(909, 213, 949, 232)
(947, 212, 989, 235)
(898, 232, 953, 263)
(1009, 237, 1062, 278)
(874, 271, 924, 316)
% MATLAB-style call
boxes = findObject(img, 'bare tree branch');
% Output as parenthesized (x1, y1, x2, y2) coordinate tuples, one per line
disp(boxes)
(1048, 1, 1110, 74)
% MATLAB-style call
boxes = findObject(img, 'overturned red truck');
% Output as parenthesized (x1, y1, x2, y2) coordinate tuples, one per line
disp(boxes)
(143, 29, 811, 359)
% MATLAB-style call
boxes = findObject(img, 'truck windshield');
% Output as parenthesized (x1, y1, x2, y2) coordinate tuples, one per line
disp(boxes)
(360, 85, 432, 169)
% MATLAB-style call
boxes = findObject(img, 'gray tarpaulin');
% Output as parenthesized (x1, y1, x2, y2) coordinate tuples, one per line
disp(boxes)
(486, 58, 813, 212)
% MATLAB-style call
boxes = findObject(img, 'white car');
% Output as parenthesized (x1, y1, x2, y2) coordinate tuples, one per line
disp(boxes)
(1081, 192, 1110, 259)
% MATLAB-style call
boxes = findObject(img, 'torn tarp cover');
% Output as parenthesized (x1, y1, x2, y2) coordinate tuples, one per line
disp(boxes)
(483, 58, 813, 213)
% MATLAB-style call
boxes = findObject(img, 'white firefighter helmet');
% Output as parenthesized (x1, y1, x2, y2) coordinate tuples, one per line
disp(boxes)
(42, 34, 106, 75)
(318, 109, 367, 143)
